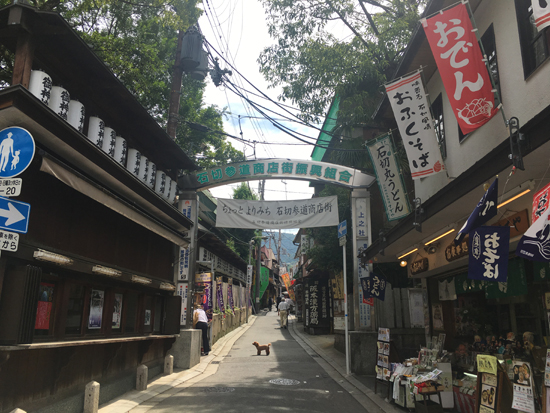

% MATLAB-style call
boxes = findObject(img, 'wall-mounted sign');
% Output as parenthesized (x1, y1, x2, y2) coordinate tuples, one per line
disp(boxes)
(0, 127, 35, 178)
(411, 257, 429, 275)
(495, 209, 529, 238)
(445, 238, 469, 262)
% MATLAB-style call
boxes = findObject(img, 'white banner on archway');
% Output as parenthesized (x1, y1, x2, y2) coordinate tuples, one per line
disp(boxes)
(216, 196, 339, 229)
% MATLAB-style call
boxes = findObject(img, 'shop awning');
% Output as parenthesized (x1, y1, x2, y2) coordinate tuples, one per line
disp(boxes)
(40, 155, 189, 247)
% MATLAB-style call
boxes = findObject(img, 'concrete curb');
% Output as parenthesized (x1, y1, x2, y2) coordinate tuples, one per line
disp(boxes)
(288, 319, 402, 413)
(98, 316, 258, 413)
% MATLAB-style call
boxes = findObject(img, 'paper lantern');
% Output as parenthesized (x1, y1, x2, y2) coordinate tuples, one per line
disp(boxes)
(164, 176, 173, 201)
(102, 127, 116, 157)
(170, 179, 178, 203)
(126, 148, 141, 177)
(147, 162, 157, 189)
(67, 100, 85, 132)
(48, 86, 70, 120)
(114, 136, 127, 166)
(28, 70, 52, 104)
(87, 116, 104, 147)
(138, 156, 149, 183)
(155, 170, 167, 197)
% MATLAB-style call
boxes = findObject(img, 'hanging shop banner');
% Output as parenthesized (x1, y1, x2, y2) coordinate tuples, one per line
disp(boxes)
(88, 289, 104, 329)
(216, 196, 339, 229)
(532, 181, 550, 224)
(385, 73, 445, 180)
(281, 273, 296, 301)
(216, 277, 225, 314)
(468, 226, 510, 282)
(422, 3, 499, 134)
(532, 0, 550, 31)
(366, 134, 411, 220)
(227, 281, 234, 312)
(516, 206, 550, 262)
(511, 361, 535, 413)
(361, 273, 388, 301)
(455, 178, 498, 244)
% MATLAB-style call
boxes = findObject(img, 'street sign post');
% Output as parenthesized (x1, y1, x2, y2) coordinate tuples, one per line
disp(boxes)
(338, 220, 347, 238)
(0, 178, 22, 197)
(339, 236, 346, 246)
(0, 231, 19, 252)
(0, 196, 30, 234)
(0, 127, 35, 178)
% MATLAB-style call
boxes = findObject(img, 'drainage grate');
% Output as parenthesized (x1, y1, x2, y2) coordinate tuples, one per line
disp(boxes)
(310, 354, 320, 358)
(211, 361, 221, 364)
(202, 387, 235, 393)
(269, 378, 301, 386)
(224, 355, 232, 357)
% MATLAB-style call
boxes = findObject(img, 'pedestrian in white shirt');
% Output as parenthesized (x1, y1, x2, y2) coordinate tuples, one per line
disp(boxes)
(193, 305, 210, 355)
(278, 299, 289, 329)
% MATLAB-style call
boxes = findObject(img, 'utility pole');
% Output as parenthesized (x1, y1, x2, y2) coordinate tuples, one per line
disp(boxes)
(167, 30, 184, 140)
(255, 241, 261, 314)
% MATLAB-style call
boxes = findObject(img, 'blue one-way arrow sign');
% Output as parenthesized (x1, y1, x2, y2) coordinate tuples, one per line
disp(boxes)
(338, 220, 347, 238)
(0, 196, 30, 233)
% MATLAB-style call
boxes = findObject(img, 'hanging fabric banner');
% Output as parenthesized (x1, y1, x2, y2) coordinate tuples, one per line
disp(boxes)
(422, 3, 499, 134)
(455, 177, 498, 244)
(532, 181, 550, 224)
(516, 205, 550, 261)
(216, 277, 225, 314)
(385, 72, 445, 179)
(532, 0, 550, 31)
(468, 226, 510, 282)
(216, 196, 339, 229)
(360, 274, 388, 301)
(281, 273, 296, 301)
(366, 133, 411, 220)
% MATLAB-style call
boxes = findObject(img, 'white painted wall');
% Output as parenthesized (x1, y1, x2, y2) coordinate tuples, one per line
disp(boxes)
(414, 0, 550, 202)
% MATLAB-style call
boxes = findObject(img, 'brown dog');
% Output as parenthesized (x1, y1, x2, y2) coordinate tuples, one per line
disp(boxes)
(252, 341, 271, 355)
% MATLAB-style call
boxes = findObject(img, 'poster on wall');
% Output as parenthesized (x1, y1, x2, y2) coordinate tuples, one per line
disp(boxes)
(144, 309, 151, 326)
(112, 293, 123, 328)
(511, 361, 535, 413)
(35, 282, 54, 330)
(88, 289, 104, 329)
(432, 303, 444, 330)
(376, 328, 390, 381)
(544, 349, 550, 387)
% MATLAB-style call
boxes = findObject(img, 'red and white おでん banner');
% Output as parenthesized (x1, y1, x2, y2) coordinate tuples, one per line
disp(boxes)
(422, 3, 499, 134)
(532, 0, 550, 31)
(385, 71, 445, 179)
(532, 181, 550, 224)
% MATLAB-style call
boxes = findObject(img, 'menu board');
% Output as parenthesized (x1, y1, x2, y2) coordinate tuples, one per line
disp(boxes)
(376, 328, 391, 381)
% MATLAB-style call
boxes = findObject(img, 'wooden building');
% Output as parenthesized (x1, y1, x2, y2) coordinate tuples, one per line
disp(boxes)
(0, 4, 196, 412)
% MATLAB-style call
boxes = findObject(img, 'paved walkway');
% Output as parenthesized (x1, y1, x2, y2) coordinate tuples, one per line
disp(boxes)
(99, 311, 403, 413)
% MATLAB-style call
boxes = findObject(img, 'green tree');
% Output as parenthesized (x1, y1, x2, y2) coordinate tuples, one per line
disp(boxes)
(222, 183, 259, 261)
(0, 0, 243, 168)
(258, 0, 426, 125)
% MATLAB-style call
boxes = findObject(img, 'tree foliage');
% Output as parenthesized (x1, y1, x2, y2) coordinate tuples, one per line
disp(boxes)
(0, 0, 243, 169)
(259, 0, 426, 125)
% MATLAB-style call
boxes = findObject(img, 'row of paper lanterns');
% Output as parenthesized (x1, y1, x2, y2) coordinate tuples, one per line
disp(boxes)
(28, 70, 178, 204)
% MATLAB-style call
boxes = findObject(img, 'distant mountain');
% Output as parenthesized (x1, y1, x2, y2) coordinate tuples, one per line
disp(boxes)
(262, 230, 299, 268)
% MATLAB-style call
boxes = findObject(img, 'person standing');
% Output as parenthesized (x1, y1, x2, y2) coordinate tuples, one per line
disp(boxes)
(193, 305, 210, 356)
(268, 296, 273, 311)
(276, 295, 282, 315)
(278, 299, 289, 329)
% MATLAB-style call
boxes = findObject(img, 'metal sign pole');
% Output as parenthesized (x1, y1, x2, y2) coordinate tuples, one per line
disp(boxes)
(342, 239, 350, 376)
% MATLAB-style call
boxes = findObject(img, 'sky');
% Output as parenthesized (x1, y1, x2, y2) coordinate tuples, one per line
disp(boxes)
(198, 0, 318, 201)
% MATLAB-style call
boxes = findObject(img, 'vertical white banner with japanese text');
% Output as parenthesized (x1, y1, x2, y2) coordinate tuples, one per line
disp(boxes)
(177, 282, 188, 326)
(178, 246, 190, 281)
(366, 134, 411, 220)
(385, 71, 445, 179)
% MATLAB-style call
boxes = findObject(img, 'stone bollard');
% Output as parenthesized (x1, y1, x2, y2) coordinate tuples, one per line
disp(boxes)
(9, 409, 27, 413)
(164, 354, 174, 375)
(136, 364, 148, 391)
(83, 381, 100, 413)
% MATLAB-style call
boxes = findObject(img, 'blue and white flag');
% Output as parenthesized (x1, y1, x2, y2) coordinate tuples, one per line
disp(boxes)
(516, 207, 550, 262)
(468, 226, 509, 282)
(455, 178, 498, 244)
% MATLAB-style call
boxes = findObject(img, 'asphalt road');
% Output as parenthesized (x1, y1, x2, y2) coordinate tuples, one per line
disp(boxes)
(140, 311, 367, 412)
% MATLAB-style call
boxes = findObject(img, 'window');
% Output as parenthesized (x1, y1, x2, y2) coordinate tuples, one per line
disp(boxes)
(65, 283, 86, 335)
(431, 94, 446, 159)
(515, 0, 550, 78)
(459, 24, 500, 142)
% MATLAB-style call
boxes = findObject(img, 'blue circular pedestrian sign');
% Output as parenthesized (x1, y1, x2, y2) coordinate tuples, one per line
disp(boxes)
(0, 127, 35, 178)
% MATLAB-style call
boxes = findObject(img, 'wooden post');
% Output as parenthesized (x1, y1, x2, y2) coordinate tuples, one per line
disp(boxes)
(9, 7, 35, 88)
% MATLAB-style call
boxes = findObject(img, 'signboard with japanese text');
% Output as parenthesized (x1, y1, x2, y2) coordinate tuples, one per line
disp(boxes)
(477, 354, 498, 376)
(182, 159, 375, 190)
(422, 4, 499, 134)
(445, 238, 469, 262)
(181, 199, 193, 219)
(411, 257, 429, 275)
(495, 209, 529, 238)
(0, 230, 18, 252)
(468, 226, 510, 282)
(178, 246, 190, 281)
(511, 361, 535, 413)
(177, 283, 188, 325)
(357, 240, 372, 327)
(216, 196, 339, 229)
(517, 205, 550, 261)
(532, 0, 550, 31)
(304, 279, 331, 329)
(361, 273, 388, 301)
(366, 134, 410, 220)
(0, 178, 22, 197)
(355, 199, 368, 238)
(455, 178, 498, 244)
(532, 182, 550, 224)
(385, 72, 445, 179)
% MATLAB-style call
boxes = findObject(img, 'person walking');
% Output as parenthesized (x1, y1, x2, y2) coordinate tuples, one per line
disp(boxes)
(278, 298, 289, 329)
(276, 295, 282, 315)
(268, 296, 273, 311)
(193, 305, 210, 356)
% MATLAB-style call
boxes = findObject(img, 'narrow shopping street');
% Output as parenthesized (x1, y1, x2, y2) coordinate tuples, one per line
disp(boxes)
(100, 312, 372, 413)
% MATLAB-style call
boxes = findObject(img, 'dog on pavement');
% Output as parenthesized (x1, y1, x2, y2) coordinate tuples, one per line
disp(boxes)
(252, 341, 271, 356)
